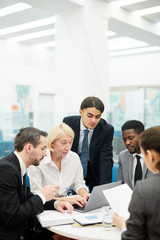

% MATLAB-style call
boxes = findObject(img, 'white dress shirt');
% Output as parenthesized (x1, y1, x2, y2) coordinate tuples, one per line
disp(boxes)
(14, 151, 26, 184)
(28, 149, 87, 196)
(14, 151, 46, 204)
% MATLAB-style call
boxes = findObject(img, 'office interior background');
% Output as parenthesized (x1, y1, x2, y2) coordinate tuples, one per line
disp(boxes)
(0, 0, 160, 162)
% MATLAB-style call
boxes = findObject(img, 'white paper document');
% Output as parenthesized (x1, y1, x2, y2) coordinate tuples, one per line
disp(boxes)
(103, 183, 133, 220)
(37, 210, 74, 227)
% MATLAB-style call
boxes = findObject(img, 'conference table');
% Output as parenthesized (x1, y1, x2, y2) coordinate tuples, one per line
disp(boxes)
(48, 208, 121, 240)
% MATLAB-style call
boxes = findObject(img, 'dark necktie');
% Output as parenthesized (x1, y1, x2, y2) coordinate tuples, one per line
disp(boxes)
(134, 155, 142, 185)
(23, 173, 27, 200)
(80, 129, 89, 178)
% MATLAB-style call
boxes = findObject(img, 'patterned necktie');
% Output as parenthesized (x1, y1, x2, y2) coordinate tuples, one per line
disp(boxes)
(80, 129, 89, 178)
(134, 155, 142, 185)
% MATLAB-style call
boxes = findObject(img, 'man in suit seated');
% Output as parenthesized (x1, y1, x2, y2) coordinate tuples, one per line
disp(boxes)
(0, 127, 73, 240)
(116, 120, 153, 189)
(63, 96, 114, 192)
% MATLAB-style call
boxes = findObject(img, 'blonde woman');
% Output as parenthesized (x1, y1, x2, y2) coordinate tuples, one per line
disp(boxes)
(28, 123, 90, 207)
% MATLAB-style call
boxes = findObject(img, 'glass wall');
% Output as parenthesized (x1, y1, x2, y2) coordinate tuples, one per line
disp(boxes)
(0, 86, 160, 160)
(108, 87, 160, 162)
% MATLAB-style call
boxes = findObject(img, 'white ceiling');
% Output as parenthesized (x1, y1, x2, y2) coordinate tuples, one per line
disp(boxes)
(0, 0, 160, 54)
(107, 0, 160, 23)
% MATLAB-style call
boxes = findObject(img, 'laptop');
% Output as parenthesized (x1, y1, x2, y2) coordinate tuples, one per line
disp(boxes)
(73, 181, 122, 213)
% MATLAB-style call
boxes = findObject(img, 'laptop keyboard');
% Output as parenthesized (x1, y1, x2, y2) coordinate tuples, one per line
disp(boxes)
(73, 204, 85, 211)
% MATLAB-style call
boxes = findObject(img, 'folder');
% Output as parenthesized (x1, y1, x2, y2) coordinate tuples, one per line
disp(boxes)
(37, 210, 74, 227)
(73, 213, 102, 226)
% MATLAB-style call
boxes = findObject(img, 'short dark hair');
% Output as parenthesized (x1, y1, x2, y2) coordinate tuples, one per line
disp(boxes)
(80, 96, 104, 113)
(14, 127, 48, 152)
(121, 120, 144, 134)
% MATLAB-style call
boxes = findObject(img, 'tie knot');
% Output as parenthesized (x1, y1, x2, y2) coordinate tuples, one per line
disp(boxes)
(136, 155, 141, 161)
(84, 129, 89, 136)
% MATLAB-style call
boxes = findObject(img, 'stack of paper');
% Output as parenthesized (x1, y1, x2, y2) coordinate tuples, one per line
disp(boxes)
(37, 210, 74, 227)
(103, 183, 133, 220)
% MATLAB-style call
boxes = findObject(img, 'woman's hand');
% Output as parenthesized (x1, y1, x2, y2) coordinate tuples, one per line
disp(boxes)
(65, 195, 87, 207)
(78, 188, 90, 201)
(112, 212, 126, 230)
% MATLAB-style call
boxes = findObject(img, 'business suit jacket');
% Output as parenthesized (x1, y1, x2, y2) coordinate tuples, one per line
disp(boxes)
(122, 173, 160, 240)
(0, 152, 55, 240)
(63, 116, 114, 186)
(116, 149, 154, 189)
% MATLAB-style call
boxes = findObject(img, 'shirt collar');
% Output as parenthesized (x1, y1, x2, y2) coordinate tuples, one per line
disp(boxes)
(43, 149, 52, 164)
(133, 152, 144, 159)
(44, 149, 71, 165)
(14, 151, 26, 177)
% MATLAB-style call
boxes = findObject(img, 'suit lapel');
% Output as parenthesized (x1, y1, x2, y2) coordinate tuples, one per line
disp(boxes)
(128, 152, 133, 187)
(72, 118, 80, 152)
(9, 153, 25, 202)
(90, 121, 102, 145)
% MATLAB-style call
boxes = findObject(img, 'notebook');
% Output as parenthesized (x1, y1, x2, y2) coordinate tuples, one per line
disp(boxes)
(37, 210, 74, 227)
(73, 181, 122, 213)
(73, 212, 102, 226)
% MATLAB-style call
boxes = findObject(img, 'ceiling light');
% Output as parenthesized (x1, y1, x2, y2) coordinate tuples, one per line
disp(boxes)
(110, 46, 160, 57)
(37, 41, 56, 48)
(108, 37, 148, 51)
(133, 6, 160, 16)
(111, 0, 147, 7)
(107, 31, 116, 37)
(9, 29, 56, 42)
(0, 2, 31, 17)
(0, 16, 56, 36)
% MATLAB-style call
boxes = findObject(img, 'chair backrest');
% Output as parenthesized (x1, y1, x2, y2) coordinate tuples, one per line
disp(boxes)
(112, 163, 119, 182)
(0, 130, 3, 140)
(26, 172, 30, 189)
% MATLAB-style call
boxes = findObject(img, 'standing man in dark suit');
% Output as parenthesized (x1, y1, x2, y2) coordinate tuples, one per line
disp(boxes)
(116, 120, 153, 189)
(0, 127, 72, 240)
(63, 96, 114, 192)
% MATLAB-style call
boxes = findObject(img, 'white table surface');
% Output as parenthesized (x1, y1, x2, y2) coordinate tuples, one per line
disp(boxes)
(48, 208, 121, 240)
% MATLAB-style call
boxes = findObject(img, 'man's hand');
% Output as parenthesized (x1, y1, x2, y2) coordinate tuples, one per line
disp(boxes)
(55, 201, 73, 214)
(40, 185, 59, 201)
(54, 194, 90, 207)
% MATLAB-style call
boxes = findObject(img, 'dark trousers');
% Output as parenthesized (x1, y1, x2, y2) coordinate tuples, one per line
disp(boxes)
(85, 161, 98, 193)
(27, 218, 54, 240)
(28, 228, 54, 240)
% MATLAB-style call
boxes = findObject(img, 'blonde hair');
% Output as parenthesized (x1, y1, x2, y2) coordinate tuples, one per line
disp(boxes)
(47, 123, 74, 151)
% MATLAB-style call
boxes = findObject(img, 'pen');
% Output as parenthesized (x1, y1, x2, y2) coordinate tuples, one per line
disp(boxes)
(59, 187, 72, 191)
